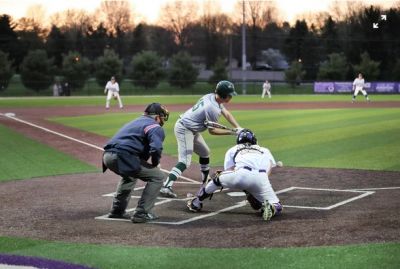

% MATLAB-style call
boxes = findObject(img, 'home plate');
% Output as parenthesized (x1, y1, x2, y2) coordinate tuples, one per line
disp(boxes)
(227, 192, 246, 197)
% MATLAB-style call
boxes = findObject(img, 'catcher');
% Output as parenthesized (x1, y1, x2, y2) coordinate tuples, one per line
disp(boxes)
(187, 129, 283, 221)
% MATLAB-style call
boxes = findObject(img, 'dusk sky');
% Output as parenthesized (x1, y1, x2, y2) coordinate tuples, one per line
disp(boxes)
(0, 0, 396, 24)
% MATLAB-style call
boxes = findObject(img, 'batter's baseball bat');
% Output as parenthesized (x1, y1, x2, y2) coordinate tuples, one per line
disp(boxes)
(204, 120, 236, 132)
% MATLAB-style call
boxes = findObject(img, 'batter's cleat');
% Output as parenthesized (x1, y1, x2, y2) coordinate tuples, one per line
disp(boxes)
(187, 198, 202, 212)
(131, 211, 159, 223)
(160, 186, 178, 198)
(107, 212, 131, 219)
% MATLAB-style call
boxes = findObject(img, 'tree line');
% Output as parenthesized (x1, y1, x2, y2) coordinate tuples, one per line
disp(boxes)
(0, 1, 399, 92)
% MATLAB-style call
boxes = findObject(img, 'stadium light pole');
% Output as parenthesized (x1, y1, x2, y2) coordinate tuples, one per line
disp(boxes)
(241, 0, 247, 94)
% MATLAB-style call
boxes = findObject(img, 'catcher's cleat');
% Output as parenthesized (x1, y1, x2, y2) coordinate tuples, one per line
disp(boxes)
(160, 186, 178, 198)
(131, 211, 159, 223)
(261, 202, 283, 221)
(187, 198, 203, 212)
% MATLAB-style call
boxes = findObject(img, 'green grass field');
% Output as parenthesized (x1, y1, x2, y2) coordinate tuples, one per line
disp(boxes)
(50, 108, 400, 171)
(1, 94, 400, 108)
(0, 236, 399, 269)
(1, 95, 399, 268)
(0, 124, 98, 181)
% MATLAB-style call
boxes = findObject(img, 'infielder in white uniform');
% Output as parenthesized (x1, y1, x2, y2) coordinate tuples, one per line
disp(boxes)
(352, 73, 370, 103)
(261, 80, 271, 99)
(187, 129, 283, 221)
(105, 76, 123, 109)
(160, 81, 243, 198)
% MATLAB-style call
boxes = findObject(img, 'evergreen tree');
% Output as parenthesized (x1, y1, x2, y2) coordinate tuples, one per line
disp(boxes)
(94, 49, 123, 87)
(129, 50, 164, 89)
(0, 50, 14, 91)
(317, 53, 348, 81)
(168, 51, 198, 88)
(20, 49, 55, 92)
(61, 51, 91, 90)
(353, 52, 380, 80)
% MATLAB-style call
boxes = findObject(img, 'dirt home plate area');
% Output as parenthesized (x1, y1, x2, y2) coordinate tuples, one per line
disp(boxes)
(0, 102, 399, 248)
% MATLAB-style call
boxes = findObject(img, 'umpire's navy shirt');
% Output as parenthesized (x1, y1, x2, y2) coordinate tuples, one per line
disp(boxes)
(104, 115, 165, 161)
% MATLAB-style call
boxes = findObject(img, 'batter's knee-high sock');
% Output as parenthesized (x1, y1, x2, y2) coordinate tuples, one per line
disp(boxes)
(199, 157, 210, 183)
(164, 162, 186, 188)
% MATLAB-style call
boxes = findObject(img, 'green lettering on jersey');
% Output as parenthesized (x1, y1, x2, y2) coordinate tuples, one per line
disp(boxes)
(192, 99, 204, 112)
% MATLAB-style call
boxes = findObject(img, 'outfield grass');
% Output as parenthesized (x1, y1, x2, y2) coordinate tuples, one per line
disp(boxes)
(1, 94, 400, 108)
(51, 108, 400, 171)
(0, 124, 98, 181)
(1, 236, 399, 269)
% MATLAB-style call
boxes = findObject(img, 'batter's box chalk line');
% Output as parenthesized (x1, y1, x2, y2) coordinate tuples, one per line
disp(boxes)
(95, 186, 379, 225)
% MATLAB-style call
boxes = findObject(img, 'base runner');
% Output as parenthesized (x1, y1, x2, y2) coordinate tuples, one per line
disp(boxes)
(187, 129, 283, 221)
(159, 80, 243, 198)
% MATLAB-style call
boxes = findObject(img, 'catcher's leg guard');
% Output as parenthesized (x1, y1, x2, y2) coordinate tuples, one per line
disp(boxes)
(210, 170, 222, 187)
(196, 186, 212, 201)
(245, 191, 263, 210)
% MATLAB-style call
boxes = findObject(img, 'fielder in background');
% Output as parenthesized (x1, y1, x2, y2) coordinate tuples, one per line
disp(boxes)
(187, 129, 283, 221)
(160, 80, 243, 198)
(102, 103, 169, 223)
(352, 73, 370, 103)
(104, 76, 123, 109)
(261, 80, 271, 99)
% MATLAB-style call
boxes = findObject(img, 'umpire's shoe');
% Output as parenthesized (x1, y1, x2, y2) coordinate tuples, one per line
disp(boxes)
(160, 186, 178, 198)
(131, 211, 159, 223)
(107, 212, 131, 220)
(187, 197, 203, 212)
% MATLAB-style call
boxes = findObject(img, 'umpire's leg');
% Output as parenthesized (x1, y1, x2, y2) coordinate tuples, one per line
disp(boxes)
(103, 151, 138, 215)
(135, 162, 165, 213)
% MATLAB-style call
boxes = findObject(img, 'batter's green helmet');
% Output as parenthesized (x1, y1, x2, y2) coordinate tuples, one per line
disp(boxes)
(215, 80, 237, 98)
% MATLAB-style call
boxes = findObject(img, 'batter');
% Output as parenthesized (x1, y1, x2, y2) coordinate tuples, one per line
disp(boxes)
(160, 80, 242, 198)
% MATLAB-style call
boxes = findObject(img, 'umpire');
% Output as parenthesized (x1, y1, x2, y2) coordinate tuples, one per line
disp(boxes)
(102, 103, 169, 223)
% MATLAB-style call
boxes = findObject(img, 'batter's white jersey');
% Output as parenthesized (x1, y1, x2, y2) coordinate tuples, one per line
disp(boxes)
(179, 93, 224, 132)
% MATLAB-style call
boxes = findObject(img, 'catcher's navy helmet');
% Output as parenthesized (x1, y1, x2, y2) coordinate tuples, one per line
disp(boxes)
(236, 129, 257, 145)
(215, 80, 237, 99)
(144, 103, 169, 121)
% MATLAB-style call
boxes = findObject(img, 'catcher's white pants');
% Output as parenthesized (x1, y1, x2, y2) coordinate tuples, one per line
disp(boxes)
(205, 168, 280, 204)
(353, 87, 367, 97)
(106, 90, 123, 108)
(174, 120, 210, 167)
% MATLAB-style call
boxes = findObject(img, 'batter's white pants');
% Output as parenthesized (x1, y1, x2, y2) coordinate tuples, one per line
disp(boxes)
(106, 91, 123, 108)
(205, 168, 280, 204)
(174, 120, 210, 167)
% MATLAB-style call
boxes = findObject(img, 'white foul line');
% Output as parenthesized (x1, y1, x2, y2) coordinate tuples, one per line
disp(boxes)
(0, 112, 200, 184)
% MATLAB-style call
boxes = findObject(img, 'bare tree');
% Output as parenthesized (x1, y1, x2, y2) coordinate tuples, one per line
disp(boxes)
(97, 1, 133, 34)
(232, 0, 278, 27)
(26, 4, 47, 28)
(158, 0, 199, 47)
(49, 9, 93, 33)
